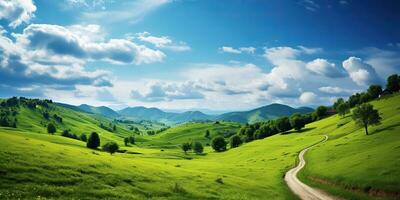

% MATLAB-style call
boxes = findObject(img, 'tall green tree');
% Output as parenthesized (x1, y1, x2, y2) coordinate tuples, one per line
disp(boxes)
(337, 102, 350, 117)
(192, 141, 204, 154)
(181, 142, 191, 154)
(289, 114, 305, 131)
(229, 135, 243, 148)
(314, 106, 328, 120)
(275, 117, 291, 133)
(86, 132, 100, 149)
(367, 85, 383, 99)
(211, 136, 227, 152)
(386, 74, 400, 93)
(352, 103, 381, 135)
(102, 142, 119, 155)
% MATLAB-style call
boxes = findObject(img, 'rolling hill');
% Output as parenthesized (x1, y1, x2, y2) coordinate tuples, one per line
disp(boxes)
(78, 104, 120, 118)
(217, 103, 314, 123)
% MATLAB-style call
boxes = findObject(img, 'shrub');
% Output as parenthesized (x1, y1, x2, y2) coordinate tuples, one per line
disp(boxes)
(124, 137, 129, 146)
(47, 123, 56, 134)
(129, 136, 135, 144)
(211, 136, 227, 152)
(204, 130, 210, 138)
(86, 132, 100, 149)
(314, 106, 328, 120)
(80, 134, 87, 142)
(352, 103, 381, 135)
(289, 114, 305, 131)
(181, 142, 191, 154)
(275, 117, 292, 133)
(102, 142, 119, 155)
(229, 135, 242, 148)
(192, 141, 204, 154)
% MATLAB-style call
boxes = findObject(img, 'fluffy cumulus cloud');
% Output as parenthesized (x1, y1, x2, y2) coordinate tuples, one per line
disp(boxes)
(299, 92, 317, 104)
(220, 46, 256, 54)
(342, 56, 382, 86)
(0, 0, 36, 28)
(131, 81, 204, 102)
(306, 58, 346, 78)
(135, 32, 191, 52)
(14, 24, 165, 65)
(318, 86, 356, 96)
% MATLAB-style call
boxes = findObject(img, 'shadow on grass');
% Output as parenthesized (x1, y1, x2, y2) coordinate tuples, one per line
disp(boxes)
(370, 122, 400, 135)
(282, 127, 316, 135)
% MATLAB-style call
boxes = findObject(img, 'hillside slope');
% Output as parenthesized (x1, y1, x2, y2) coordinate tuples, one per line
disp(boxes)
(78, 104, 120, 118)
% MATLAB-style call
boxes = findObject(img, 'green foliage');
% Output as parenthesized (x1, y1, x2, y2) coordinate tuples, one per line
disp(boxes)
(181, 142, 191, 153)
(204, 130, 210, 138)
(192, 141, 204, 154)
(86, 132, 100, 149)
(80, 133, 87, 142)
(289, 114, 305, 131)
(386, 74, 399, 93)
(47, 123, 56, 134)
(274, 117, 291, 133)
(367, 85, 382, 99)
(333, 98, 345, 110)
(314, 106, 327, 120)
(211, 136, 227, 152)
(102, 142, 119, 155)
(229, 135, 243, 148)
(336, 102, 350, 117)
(124, 137, 129, 146)
(352, 103, 382, 135)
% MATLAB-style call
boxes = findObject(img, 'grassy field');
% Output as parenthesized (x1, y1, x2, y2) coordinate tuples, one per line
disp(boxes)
(0, 95, 399, 199)
(298, 94, 400, 200)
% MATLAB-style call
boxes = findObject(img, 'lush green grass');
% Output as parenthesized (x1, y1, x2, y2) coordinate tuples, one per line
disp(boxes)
(1, 95, 399, 199)
(298, 94, 400, 200)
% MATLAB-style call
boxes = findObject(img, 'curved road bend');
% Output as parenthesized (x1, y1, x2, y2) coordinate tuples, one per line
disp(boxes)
(285, 135, 341, 200)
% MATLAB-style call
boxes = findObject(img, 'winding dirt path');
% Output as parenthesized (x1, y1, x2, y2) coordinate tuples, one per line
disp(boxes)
(284, 135, 341, 200)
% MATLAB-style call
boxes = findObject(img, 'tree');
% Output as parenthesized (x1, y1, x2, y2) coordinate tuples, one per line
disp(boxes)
(348, 93, 361, 107)
(243, 127, 255, 142)
(47, 123, 56, 134)
(113, 124, 117, 131)
(86, 132, 100, 149)
(386, 74, 400, 93)
(359, 92, 371, 104)
(80, 134, 87, 142)
(43, 112, 49, 120)
(275, 117, 291, 133)
(211, 136, 227, 152)
(315, 106, 328, 120)
(192, 141, 204, 154)
(102, 142, 119, 155)
(352, 103, 381, 135)
(367, 85, 383, 99)
(181, 142, 191, 154)
(336, 102, 350, 117)
(204, 130, 210, 138)
(289, 115, 305, 131)
(124, 137, 129, 146)
(333, 98, 345, 110)
(129, 136, 135, 144)
(229, 135, 242, 148)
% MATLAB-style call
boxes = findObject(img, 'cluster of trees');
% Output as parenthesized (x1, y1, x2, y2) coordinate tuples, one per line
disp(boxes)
(181, 141, 204, 154)
(86, 132, 120, 154)
(61, 130, 87, 142)
(99, 122, 116, 132)
(124, 136, 135, 146)
(0, 108, 17, 128)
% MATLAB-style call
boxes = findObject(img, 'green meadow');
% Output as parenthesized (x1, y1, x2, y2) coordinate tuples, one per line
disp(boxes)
(0, 94, 399, 199)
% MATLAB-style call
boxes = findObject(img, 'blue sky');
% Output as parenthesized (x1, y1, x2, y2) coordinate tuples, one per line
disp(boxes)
(0, 0, 399, 112)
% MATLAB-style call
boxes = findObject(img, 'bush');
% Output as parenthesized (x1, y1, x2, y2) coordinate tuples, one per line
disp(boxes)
(229, 135, 242, 148)
(129, 136, 135, 144)
(192, 141, 204, 154)
(124, 137, 129, 146)
(47, 123, 56, 134)
(102, 142, 119, 155)
(80, 134, 87, 142)
(314, 106, 328, 120)
(289, 114, 305, 131)
(211, 136, 227, 152)
(86, 132, 100, 149)
(275, 117, 291, 133)
(181, 142, 191, 154)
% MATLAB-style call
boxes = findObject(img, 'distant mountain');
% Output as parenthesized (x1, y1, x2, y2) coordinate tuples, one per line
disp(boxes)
(78, 104, 120, 118)
(217, 103, 314, 124)
(118, 107, 214, 124)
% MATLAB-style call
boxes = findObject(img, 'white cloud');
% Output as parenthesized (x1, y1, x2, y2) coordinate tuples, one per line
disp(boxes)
(300, 0, 320, 12)
(219, 46, 256, 54)
(306, 58, 346, 78)
(14, 24, 165, 65)
(318, 86, 356, 95)
(135, 32, 191, 52)
(0, 0, 36, 28)
(342, 56, 382, 86)
(299, 92, 317, 104)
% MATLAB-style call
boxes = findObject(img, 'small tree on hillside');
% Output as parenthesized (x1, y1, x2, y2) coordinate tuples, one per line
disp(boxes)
(181, 142, 191, 154)
(102, 142, 119, 155)
(367, 85, 383, 99)
(337, 102, 350, 117)
(352, 103, 381, 135)
(192, 141, 204, 154)
(275, 117, 291, 133)
(87, 132, 100, 149)
(124, 137, 129, 146)
(314, 106, 328, 120)
(204, 130, 210, 138)
(211, 136, 227, 152)
(129, 136, 135, 144)
(80, 133, 87, 142)
(386, 74, 400, 93)
(47, 123, 56, 134)
(229, 135, 242, 148)
(289, 115, 305, 131)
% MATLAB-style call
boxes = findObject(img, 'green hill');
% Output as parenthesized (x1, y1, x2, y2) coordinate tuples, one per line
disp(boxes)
(217, 103, 314, 123)
(0, 95, 399, 199)
(78, 104, 120, 118)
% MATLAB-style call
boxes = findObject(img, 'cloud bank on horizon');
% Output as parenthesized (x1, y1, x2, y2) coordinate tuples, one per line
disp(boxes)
(0, 0, 399, 111)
